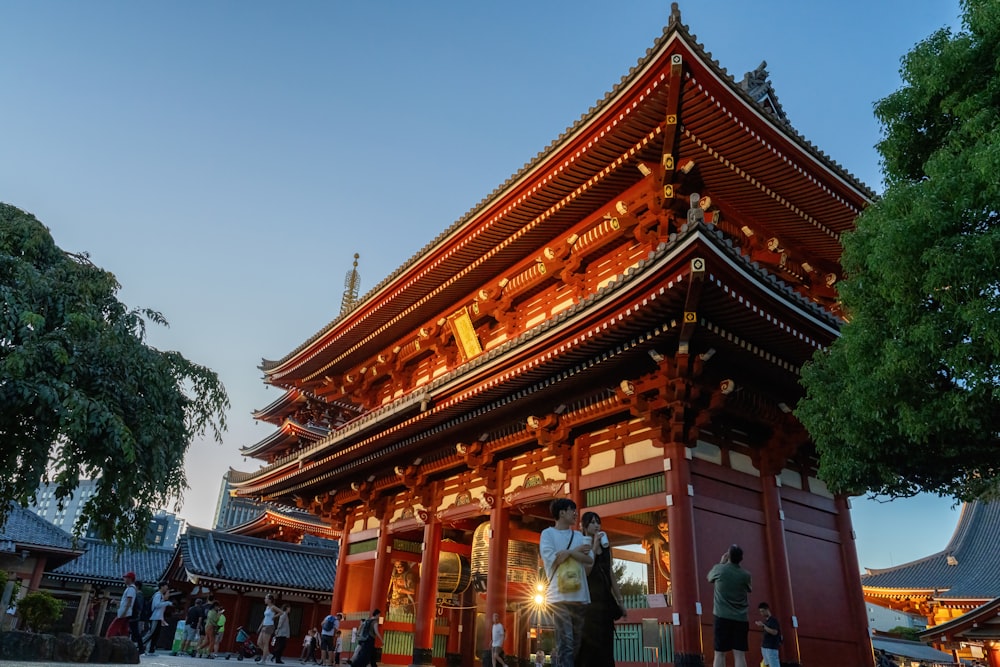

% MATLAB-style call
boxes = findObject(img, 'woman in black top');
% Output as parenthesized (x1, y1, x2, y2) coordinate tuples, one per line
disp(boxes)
(579, 511, 626, 666)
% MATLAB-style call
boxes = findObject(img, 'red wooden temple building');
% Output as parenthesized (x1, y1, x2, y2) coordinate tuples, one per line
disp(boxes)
(229, 6, 874, 667)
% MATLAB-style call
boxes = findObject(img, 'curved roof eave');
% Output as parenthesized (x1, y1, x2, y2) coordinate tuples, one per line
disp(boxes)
(260, 11, 872, 383)
(235, 223, 846, 497)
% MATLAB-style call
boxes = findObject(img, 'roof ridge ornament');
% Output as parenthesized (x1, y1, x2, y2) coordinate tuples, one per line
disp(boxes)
(739, 60, 790, 125)
(669, 2, 682, 27)
(340, 253, 361, 316)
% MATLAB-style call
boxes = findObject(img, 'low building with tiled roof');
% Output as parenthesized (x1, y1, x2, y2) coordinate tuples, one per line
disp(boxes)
(40, 539, 175, 636)
(862, 502, 1000, 665)
(0, 504, 83, 593)
(156, 526, 339, 655)
(171, 526, 337, 597)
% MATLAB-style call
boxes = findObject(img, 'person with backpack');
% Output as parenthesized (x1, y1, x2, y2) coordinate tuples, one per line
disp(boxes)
(347, 609, 381, 667)
(755, 602, 781, 667)
(179, 598, 205, 656)
(198, 601, 220, 658)
(320, 612, 343, 665)
(130, 579, 147, 653)
(106, 572, 137, 638)
(144, 582, 173, 655)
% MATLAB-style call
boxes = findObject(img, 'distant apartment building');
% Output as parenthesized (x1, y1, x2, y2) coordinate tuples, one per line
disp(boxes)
(213, 471, 263, 530)
(867, 601, 928, 633)
(31, 479, 185, 548)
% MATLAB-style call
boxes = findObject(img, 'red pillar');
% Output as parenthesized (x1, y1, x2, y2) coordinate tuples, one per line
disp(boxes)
(486, 461, 509, 625)
(459, 596, 477, 665)
(28, 555, 47, 592)
(986, 644, 1000, 667)
(411, 519, 442, 667)
(371, 511, 393, 614)
(664, 440, 704, 667)
(332, 531, 350, 614)
(227, 592, 246, 654)
(760, 473, 801, 666)
(835, 496, 875, 667)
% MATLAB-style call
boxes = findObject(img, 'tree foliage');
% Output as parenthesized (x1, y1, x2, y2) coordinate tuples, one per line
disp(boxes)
(797, 0, 1000, 501)
(0, 204, 229, 547)
(16, 591, 65, 633)
(612, 561, 648, 597)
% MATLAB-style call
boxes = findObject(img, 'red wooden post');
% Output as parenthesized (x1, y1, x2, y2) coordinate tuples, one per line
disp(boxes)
(411, 519, 442, 666)
(370, 512, 393, 614)
(664, 440, 704, 667)
(835, 496, 875, 667)
(331, 530, 350, 615)
(760, 473, 801, 666)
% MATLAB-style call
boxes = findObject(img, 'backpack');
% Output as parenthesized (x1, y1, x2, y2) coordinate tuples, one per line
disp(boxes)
(140, 594, 153, 622)
(131, 587, 144, 621)
(322, 615, 336, 633)
(357, 618, 373, 642)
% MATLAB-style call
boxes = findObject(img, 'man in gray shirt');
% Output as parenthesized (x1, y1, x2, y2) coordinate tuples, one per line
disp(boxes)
(706, 545, 752, 667)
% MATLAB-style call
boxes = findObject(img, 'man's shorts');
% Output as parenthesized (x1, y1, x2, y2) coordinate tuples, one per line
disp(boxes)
(320, 635, 335, 651)
(713, 616, 749, 652)
(184, 625, 200, 642)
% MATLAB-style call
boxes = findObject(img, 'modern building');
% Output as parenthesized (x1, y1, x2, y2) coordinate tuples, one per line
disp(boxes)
(867, 601, 927, 633)
(31, 479, 184, 548)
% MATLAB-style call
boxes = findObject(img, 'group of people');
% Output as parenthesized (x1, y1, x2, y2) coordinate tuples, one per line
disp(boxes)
(105, 572, 187, 656)
(298, 611, 345, 665)
(707, 544, 782, 667)
(538, 499, 782, 667)
(538, 499, 626, 667)
(177, 596, 228, 658)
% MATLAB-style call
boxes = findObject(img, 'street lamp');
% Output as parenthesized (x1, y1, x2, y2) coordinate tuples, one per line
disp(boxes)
(533, 583, 545, 653)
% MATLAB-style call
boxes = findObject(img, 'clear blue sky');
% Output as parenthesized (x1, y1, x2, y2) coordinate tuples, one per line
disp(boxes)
(1, 0, 965, 570)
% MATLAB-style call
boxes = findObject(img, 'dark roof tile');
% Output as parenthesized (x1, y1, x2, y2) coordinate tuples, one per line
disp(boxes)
(862, 502, 1000, 600)
(50, 539, 174, 585)
(0, 505, 76, 551)
(181, 527, 337, 595)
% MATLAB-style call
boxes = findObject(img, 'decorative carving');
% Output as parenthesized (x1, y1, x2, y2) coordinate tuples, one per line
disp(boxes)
(526, 412, 573, 472)
(456, 441, 497, 489)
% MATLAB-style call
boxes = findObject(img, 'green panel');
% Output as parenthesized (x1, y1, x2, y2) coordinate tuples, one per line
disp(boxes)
(585, 474, 665, 507)
(384, 629, 413, 658)
(391, 538, 422, 554)
(612, 622, 673, 663)
(348, 538, 378, 555)
(381, 628, 448, 658)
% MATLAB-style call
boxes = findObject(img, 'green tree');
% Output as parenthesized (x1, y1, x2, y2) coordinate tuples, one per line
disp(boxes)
(0, 204, 229, 547)
(885, 626, 919, 642)
(612, 561, 647, 597)
(797, 0, 1000, 501)
(16, 591, 65, 633)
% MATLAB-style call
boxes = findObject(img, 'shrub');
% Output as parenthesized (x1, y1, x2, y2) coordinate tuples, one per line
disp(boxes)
(16, 591, 65, 633)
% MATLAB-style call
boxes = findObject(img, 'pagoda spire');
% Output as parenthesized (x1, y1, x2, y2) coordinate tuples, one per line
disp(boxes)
(340, 253, 361, 315)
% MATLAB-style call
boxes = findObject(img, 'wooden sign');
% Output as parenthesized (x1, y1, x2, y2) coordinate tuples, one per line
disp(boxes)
(447, 306, 483, 362)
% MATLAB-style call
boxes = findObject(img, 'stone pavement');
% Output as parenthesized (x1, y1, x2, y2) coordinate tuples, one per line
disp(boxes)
(0, 651, 278, 667)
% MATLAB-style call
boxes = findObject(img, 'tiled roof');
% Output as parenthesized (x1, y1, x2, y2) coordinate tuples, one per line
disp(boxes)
(259, 7, 873, 379)
(0, 504, 78, 552)
(49, 539, 174, 585)
(862, 502, 1000, 600)
(179, 526, 337, 596)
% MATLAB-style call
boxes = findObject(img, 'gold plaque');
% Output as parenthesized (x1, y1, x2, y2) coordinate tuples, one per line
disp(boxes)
(447, 306, 483, 362)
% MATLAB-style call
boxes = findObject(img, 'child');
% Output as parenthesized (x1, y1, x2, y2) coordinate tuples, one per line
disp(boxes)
(300, 628, 317, 663)
(333, 630, 342, 665)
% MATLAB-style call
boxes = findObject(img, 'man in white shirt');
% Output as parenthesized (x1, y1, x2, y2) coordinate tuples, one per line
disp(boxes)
(539, 498, 593, 667)
(490, 613, 505, 667)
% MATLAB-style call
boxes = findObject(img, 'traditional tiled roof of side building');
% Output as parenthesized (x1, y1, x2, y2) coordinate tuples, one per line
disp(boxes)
(170, 526, 338, 597)
(1, 504, 78, 552)
(862, 502, 1000, 600)
(49, 539, 175, 586)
